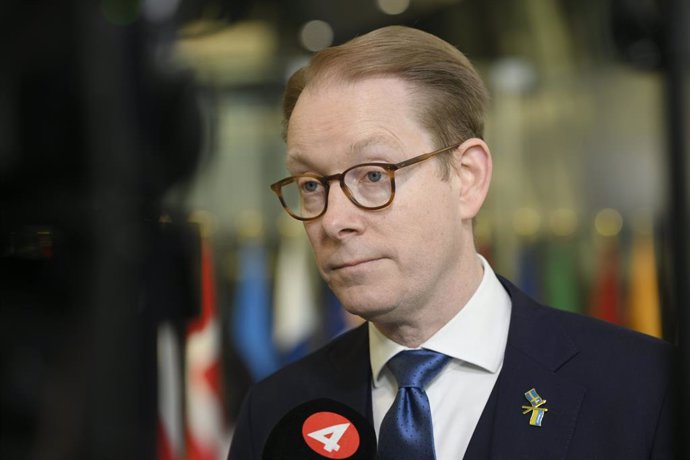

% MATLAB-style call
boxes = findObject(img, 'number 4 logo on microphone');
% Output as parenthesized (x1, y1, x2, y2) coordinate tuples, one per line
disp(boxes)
(307, 423, 350, 452)
(302, 411, 361, 459)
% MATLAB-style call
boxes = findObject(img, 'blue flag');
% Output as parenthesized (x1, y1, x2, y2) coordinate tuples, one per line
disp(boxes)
(232, 242, 280, 381)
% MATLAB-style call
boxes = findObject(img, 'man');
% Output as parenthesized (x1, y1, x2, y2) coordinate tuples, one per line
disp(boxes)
(228, 26, 674, 459)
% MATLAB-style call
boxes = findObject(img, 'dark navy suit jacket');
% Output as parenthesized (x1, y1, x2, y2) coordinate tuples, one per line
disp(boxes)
(228, 277, 675, 459)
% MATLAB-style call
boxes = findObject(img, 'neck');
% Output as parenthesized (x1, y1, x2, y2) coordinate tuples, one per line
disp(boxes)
(373, 254, 485, 348)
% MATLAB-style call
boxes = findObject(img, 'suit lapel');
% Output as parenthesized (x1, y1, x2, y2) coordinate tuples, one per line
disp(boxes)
(467, 277, 586, 460)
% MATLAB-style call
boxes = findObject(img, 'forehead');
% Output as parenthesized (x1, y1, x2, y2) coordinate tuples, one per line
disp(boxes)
(285, 77, 432, 170)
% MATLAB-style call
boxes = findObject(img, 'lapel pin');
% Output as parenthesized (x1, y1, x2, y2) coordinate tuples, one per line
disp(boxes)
(521, 388, 549, 427)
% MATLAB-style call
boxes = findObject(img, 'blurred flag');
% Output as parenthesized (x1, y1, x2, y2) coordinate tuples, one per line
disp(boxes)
(516, 241, 542, 301)
(589, 239, 623, 324)
(157, 323, 184, 460)
(273, 224, 318, 365)
(153, 216, 200, 460)
(185, 237, 227, 460)
(231, 240, 280, 381)
(627, 227, 662, 337)
(543, 239, 581, 313)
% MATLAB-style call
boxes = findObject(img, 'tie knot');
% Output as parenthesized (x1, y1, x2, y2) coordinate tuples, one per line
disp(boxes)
(387, 349, 450, 389)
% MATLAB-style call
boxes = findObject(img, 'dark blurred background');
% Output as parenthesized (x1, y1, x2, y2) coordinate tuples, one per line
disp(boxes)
(0, 1, 688, 459)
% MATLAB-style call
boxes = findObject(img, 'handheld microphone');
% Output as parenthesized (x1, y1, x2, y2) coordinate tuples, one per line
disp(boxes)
(262, 398, 377, 459)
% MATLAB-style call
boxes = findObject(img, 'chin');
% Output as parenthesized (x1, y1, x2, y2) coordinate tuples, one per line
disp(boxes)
(338, 294, 397, 322)
(329, 278, 398, 315)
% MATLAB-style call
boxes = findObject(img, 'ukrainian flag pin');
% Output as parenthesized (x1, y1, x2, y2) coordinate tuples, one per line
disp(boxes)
(521, 388, 549, 427)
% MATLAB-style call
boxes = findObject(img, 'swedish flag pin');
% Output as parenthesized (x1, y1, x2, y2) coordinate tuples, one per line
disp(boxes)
(521, 388, 549, 427)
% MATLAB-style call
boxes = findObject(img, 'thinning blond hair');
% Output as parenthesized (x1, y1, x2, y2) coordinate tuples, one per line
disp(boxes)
(282, 25, 489, 175)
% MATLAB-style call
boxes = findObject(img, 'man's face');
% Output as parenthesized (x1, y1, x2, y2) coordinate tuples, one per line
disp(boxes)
(285, 77, 475, 329)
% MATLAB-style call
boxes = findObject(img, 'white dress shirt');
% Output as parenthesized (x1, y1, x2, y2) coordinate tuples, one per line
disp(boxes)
(369, 255, 512, 459)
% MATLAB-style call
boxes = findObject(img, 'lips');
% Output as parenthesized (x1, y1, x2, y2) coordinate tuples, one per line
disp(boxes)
(329, 257, 383, 271)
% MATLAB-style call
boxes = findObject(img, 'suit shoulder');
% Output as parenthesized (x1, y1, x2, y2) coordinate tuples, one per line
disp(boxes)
(501, 274, 673, 365)
(528, 304, 675, 393)
(232, 325, 369, 449)
(251, 324, 368, 395)
(544, 304, 672, 358)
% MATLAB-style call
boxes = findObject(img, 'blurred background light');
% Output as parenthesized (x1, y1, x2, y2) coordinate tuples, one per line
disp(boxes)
(299, 20, 334, 52)
(376, 0, 411, 16)
(594, 208, 624, 237)
(175, 20, 277, 85)
(490, 57, 537, 94)
(550, 208, 578, 237)
(143, 0, 181, 23)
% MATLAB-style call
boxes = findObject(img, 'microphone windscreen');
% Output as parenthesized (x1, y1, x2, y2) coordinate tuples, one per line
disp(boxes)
(262, 398, 377, 459)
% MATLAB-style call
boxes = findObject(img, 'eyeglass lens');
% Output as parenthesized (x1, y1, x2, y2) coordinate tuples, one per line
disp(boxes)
(280, 164, 393, 219)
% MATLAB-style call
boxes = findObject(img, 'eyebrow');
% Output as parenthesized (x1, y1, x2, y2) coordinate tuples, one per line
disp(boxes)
(285, 149, 312, 172)
(286, 134, 403, 173)
(349, 134, 402, 156)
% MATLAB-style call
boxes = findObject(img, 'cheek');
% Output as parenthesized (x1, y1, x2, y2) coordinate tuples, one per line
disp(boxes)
(395, 188, 456, 236)
(395, 196, 460, 259)
(302, 224, 323, 259)
(303, 223, 317, 243)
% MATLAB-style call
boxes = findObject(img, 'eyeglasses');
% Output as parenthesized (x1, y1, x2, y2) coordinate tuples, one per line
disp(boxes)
(270, 143, 460, 221)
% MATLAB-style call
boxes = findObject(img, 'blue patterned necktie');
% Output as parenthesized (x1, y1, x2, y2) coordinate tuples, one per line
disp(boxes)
(377, 349, 451, 460)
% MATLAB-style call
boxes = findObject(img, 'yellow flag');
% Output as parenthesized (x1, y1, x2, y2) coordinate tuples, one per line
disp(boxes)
(628, 231, 662, 338)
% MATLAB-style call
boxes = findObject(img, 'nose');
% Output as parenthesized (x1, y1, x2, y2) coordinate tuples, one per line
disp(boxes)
(319, 182, 363, 239)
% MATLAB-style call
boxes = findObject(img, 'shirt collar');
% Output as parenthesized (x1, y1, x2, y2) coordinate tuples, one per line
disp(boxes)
(369, 255, 512, 386)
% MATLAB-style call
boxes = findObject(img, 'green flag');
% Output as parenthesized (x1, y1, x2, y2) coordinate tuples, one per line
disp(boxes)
(544, 238, 581, 313)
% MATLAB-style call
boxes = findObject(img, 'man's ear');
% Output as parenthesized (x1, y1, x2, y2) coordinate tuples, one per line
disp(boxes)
(454, 138, 492, 220)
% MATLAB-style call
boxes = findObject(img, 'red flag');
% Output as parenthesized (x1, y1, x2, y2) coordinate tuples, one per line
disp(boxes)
(589, 240, 623, 324)
(185, 238, 227, 460)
